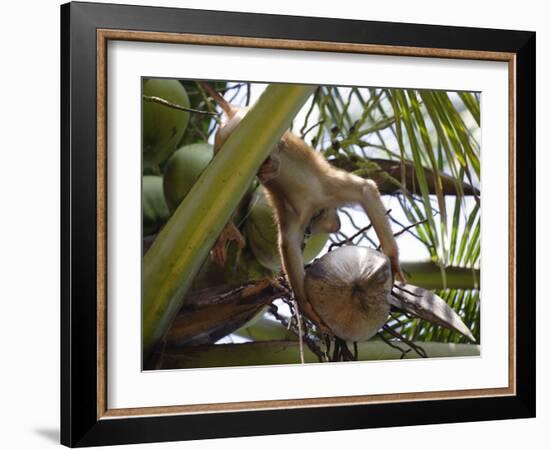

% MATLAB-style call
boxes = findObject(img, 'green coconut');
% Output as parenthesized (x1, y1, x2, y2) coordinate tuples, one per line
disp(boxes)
(244, 186, 329, 271)
(221, 245, 275, 285)
(304, 233, 329, 262)
(163, 143, 214, 212)
(143, 79, 190, 168)
(143, 175, 170, 235)
(190, 243, 275, 293)
(163, 142, 256, 227)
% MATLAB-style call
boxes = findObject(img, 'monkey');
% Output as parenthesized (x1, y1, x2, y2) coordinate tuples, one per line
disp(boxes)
(200, 82, 405, 333)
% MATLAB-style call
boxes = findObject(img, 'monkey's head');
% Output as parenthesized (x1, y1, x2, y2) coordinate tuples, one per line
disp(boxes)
(308, 208, 341, 235)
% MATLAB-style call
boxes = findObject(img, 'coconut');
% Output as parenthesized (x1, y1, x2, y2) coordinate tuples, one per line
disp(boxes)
(143, 79, 190, 168)
(142, 175, 170, 235)
(304, 246, 392, 341)
(245, 186, 328, 271)
(163, 143, 214, 212)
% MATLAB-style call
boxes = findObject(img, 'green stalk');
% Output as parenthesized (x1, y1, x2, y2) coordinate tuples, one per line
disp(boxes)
(402, 262, 480, 290)
(157, 341, 480, 369)
(142, 84, 315, 359)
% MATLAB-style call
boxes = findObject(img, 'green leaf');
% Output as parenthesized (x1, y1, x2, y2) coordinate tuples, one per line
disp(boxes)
(458, 92, 480, 126)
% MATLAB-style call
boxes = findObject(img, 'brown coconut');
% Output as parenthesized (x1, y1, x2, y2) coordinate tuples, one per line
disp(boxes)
(304, 246, 392, 342)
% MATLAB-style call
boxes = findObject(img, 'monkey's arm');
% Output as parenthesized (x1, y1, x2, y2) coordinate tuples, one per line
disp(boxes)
(360, 180, 406, 282)
(278, 209, 331, 333)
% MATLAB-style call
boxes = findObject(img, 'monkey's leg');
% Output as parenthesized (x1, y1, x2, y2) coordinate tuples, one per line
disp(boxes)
(359, 179, 406, 282)
(211, 221, 246, 266)
(278, 211, 332, 334)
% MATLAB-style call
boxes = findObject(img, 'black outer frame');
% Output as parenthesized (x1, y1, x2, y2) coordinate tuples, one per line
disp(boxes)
(60, 1, 536, 447)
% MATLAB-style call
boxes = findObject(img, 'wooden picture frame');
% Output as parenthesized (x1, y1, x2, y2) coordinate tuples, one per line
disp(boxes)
(61, 1, 535, 447)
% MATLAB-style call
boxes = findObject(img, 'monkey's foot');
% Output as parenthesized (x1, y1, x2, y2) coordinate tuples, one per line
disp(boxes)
(211, 222, 246, 266)
(268, 277, 289, 294)
(258, 154, 280, 184)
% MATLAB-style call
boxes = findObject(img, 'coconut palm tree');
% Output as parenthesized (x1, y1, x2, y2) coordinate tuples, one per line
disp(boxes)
(142, 81, 481, 369)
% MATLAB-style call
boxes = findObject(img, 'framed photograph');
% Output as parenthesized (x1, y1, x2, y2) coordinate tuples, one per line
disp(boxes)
(61, 1, 535, 447)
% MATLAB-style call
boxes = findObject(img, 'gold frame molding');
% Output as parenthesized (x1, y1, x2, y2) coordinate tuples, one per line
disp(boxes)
(96, 29, 517, 420)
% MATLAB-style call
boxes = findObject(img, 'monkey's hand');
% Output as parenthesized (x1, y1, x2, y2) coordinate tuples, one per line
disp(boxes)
(257, 154, 280, 184)
(391, 257, 407, 284)
(211, 222, 246, 266)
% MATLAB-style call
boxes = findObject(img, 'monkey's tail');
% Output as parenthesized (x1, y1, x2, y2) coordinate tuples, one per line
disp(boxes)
(198, 81, 235, 117)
